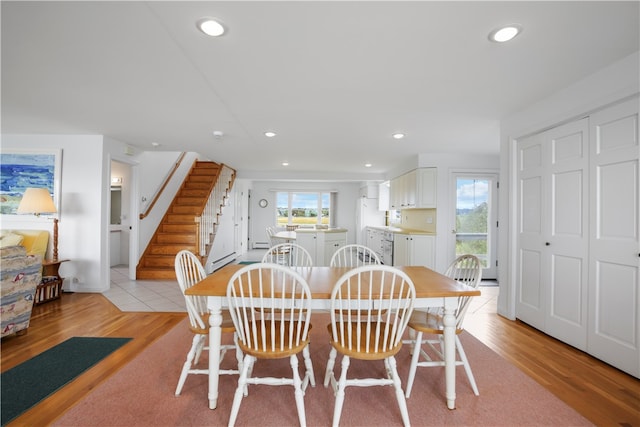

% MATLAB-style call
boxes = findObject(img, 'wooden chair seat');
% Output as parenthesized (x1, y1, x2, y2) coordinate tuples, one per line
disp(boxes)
(326, 323, 402, 360)
(190, 311, 236, 335)
(407, 311, 464, 335)
(239, 321, 312, 359)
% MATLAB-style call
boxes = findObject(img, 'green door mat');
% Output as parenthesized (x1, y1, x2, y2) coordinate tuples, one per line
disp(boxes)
(1, 336, 131, 426)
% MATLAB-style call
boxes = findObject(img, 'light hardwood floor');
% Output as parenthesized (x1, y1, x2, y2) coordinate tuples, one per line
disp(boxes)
(1, 289, 639, 426)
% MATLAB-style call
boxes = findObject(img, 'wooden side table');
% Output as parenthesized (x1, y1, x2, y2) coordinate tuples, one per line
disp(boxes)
(36, 259, 69, 305)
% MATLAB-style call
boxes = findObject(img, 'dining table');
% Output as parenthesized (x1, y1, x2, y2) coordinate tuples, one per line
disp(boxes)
(185, 264, 481, 411)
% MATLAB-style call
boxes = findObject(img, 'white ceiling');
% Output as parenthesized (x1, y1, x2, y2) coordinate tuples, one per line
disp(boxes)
(2, 1, 638, 180)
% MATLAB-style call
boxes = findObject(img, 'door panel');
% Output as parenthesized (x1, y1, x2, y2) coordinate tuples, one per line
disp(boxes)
(588, 98, 639, 377)
(516, 134, 546, 328)
(544, 118, 589, 349)
(516, 118, 588, 348)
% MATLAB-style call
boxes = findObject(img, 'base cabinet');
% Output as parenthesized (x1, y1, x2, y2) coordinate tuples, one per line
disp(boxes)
(297, 230, 347, 266)
(393, 234, 435, 268)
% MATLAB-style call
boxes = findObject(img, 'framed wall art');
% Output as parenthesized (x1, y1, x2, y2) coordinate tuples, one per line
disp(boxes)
(0, 149, 62, 216)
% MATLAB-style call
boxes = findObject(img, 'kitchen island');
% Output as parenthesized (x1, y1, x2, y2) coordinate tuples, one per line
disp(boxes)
(295, 227, 347, 266)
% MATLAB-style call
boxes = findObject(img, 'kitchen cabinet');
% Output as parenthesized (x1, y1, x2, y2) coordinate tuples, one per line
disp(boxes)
(393, 233, 435, 268)
(296, 229, 347, 266)
(389, 168, 436, 209)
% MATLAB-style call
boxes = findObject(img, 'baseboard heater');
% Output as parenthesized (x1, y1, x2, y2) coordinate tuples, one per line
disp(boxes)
(210, 252, 237, 272)
(253, 241, 270, 249)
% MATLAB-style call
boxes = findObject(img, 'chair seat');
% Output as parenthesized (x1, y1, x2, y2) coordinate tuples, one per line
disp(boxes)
(190, 310, 236, 335)
(239, 321, 312, 359)
(327, 322, 402, 360)
(407, 311, 463, 335)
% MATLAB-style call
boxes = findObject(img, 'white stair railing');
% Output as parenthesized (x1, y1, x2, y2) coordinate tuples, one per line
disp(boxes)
(197, 165, 234, 256)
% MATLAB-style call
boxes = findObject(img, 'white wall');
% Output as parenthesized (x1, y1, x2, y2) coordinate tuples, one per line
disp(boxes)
(498, 51, 640, 319)
(2, 134, 108, 291)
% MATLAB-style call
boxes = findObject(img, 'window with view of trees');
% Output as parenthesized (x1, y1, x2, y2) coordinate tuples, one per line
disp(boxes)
(276, 192, 330, 226)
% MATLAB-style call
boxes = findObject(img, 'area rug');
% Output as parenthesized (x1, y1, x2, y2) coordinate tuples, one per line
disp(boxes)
(53, 317, 593, 426)
(237, 261, 259, 265)
(1, 337, 131, 426)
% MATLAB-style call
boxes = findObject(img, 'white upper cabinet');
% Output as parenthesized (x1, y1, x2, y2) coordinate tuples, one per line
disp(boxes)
(389, 168, 437, 209)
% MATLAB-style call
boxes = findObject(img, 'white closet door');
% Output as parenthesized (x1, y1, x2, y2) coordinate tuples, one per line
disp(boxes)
(544, 118, 589, 349)
(516, 132, 547, 330)
(516, 118, 589, 350)
(588, 97, 640, 377)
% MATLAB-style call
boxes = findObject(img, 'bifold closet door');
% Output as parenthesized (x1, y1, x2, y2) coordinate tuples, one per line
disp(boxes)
(516, 118, 589, 350)
(588, 97, 640, 378)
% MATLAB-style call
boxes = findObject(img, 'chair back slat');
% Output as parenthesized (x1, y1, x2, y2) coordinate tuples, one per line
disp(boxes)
(330, 265, 415, 355)
(444, 254, 482, 329)
(330, 244, 381, 267)
(227, 263, 312, 355)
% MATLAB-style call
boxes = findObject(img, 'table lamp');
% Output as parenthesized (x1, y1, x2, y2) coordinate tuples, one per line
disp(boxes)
(17, 187, 59, 260)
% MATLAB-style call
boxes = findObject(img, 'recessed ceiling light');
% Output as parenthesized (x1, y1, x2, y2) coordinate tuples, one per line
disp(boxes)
(151, 142, 160, 147)
(213, 130, 224, 139)
(282, 162, 289, 166)
(392, 133, 405, 140)
(488, 24, 522, 43)
(264, 131, 276, 138)
(365, 163, 372, 168)
(197, 18, 225, 37)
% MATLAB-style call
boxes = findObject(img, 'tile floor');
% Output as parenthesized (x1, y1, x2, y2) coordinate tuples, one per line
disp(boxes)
(106, 250, 499, 314)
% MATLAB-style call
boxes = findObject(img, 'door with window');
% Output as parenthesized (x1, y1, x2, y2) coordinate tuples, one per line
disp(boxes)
(451, 173, 498, 279)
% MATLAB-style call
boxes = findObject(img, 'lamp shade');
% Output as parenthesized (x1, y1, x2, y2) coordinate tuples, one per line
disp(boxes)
(16, 188, 57, 215)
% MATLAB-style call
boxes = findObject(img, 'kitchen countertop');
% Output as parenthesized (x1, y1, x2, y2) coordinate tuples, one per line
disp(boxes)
(366, 225, 436, 235)
(295, 227, 348, 233)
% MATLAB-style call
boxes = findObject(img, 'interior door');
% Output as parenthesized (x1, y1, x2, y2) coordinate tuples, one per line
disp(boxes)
(588, 98, 639, 377)
(515, 133, 547, 329)
(451, 173, 498, 279)
(516, 118, 589, 349)
(544, 118, 589, 349)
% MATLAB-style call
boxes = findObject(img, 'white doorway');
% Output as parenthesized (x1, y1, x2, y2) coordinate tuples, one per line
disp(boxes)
(450, 173, 499, 279)
(109, 159, 137, 280)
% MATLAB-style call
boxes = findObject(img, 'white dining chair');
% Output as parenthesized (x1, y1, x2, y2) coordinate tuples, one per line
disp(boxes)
(329, 244, 381, 267)
(226, 263, 315, 427)
(262, 242, 313, 267)
(404, 254, 482, 398)
(324, 265, 416, 427)
(173, 250, 242, 396)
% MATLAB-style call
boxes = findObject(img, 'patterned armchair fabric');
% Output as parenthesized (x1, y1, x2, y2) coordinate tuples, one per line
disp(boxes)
(1, 245, 42, 337)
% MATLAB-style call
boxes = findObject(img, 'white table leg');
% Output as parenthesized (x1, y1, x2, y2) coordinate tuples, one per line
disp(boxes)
(208, 298, 223, 409)
(442, 298, 457, 410)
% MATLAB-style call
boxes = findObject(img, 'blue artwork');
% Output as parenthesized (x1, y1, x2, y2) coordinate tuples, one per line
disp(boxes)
(0, 152, 56, 215)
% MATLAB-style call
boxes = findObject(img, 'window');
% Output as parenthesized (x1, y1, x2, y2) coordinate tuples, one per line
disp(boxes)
(276, 192, 330, 226)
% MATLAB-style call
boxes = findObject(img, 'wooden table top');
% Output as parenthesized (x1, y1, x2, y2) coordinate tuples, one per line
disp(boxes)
(186, 264, 481, 300)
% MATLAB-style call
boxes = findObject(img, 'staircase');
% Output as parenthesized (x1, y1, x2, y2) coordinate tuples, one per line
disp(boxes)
(136, 161, 234, 280)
